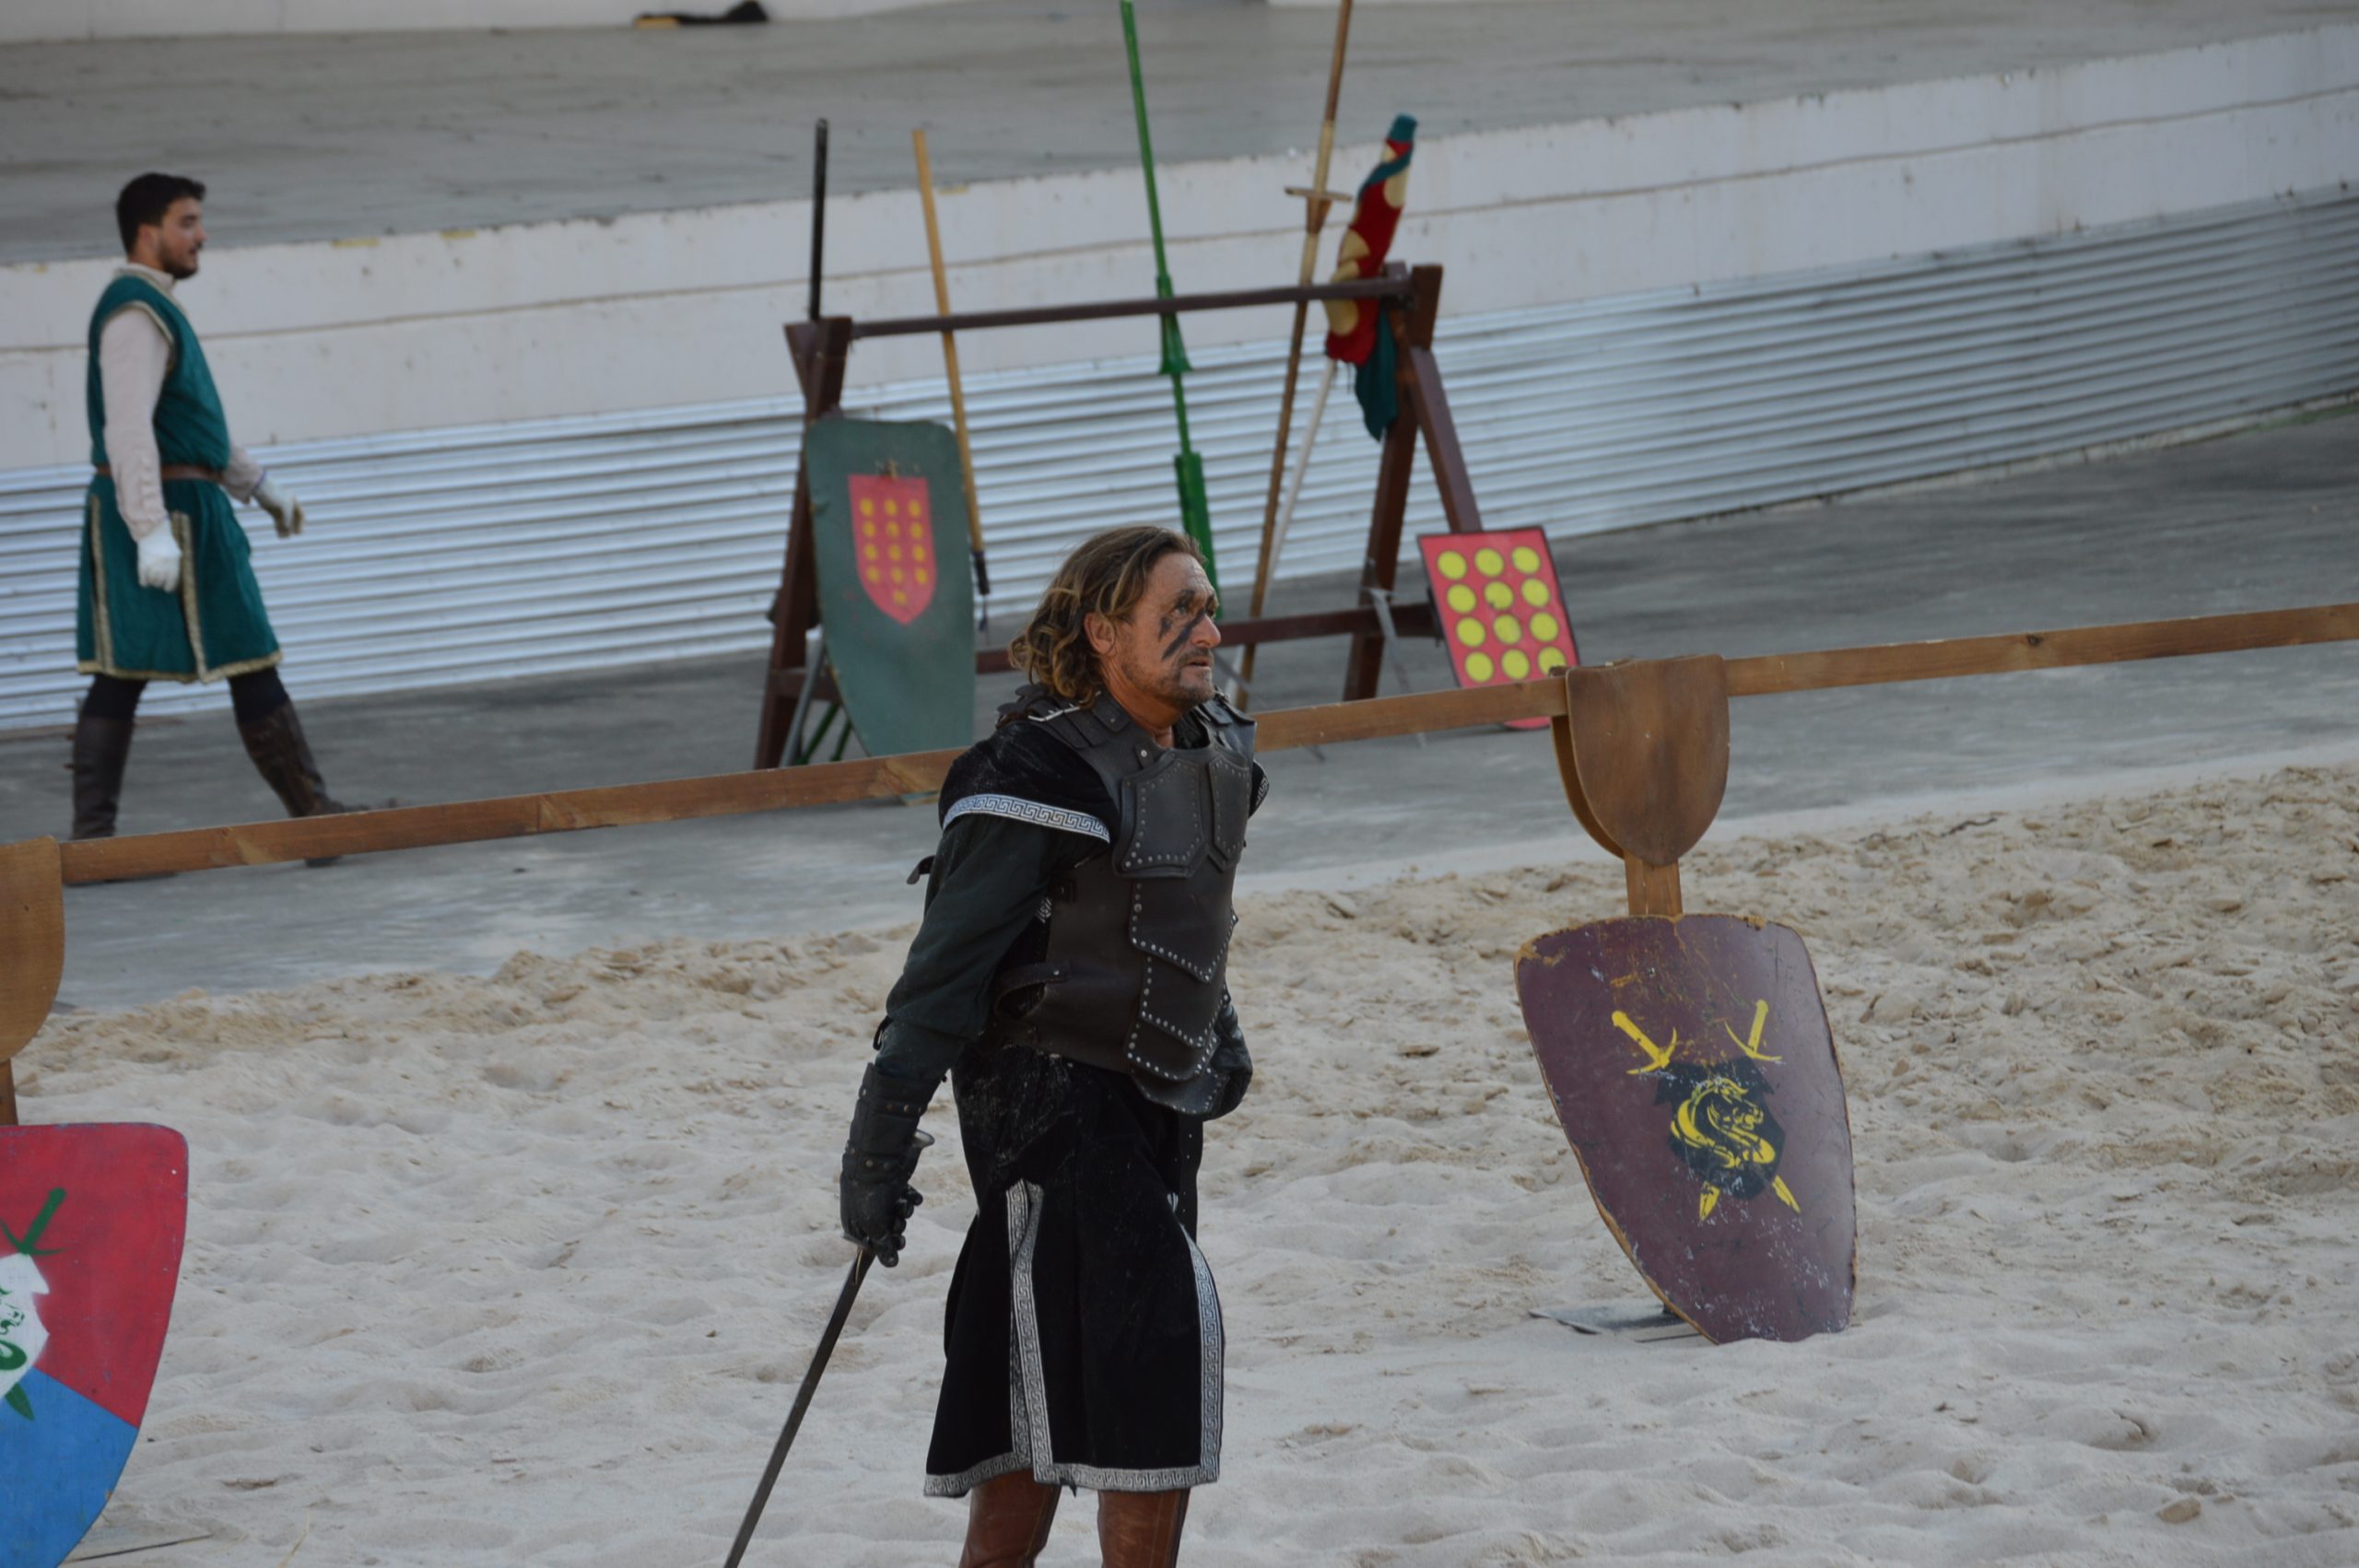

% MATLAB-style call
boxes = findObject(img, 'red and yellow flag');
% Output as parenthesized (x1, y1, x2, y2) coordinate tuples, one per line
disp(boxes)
(1322, 114, 1417, 366)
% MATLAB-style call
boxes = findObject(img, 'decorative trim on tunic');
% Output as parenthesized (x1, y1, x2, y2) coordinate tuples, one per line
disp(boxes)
(78, 495, 282, 685)
(943, 793, 1110, 843)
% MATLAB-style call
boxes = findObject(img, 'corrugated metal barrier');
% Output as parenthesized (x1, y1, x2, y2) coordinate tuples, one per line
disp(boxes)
(2, 187, 2353, 730)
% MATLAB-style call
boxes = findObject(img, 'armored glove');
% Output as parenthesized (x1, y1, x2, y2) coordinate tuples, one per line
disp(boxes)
(1204, 990, 1253, 1121)
(134, 525, 182, 592)
(252, 474, 305, 538)
(839, 1062, 934, 1267)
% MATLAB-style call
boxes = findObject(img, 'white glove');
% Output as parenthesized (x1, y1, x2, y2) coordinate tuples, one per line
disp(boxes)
(135, 525, 183, 593)
(252, 474, 305, 538)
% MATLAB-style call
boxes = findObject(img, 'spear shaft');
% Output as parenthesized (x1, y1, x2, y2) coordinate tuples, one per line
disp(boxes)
(1119, 0, 1218, 590)
(1243, 0, 1355, 692)
(912, 129, 992, 620)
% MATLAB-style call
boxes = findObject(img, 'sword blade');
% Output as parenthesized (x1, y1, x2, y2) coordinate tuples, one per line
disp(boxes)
(721, 1246, 874, 1567)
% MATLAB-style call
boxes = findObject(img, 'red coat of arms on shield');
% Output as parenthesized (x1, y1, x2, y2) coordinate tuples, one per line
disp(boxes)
(848, 474, 938, 626)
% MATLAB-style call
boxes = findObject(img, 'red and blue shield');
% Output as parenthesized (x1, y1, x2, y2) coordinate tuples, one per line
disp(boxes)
(0, 1124, 188, 1568)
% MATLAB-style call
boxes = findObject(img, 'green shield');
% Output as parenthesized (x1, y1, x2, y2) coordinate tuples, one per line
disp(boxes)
(802, 416, 978, 761)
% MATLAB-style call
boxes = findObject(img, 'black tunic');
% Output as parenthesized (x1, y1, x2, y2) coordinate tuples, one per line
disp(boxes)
(871, 702, 1262, 1496)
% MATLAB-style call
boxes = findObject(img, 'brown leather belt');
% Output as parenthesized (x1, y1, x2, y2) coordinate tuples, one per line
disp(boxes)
(93, 463, 224, 485)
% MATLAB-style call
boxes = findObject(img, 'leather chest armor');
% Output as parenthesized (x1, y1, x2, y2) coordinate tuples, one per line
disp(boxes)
(992, 693, 1256, 1109)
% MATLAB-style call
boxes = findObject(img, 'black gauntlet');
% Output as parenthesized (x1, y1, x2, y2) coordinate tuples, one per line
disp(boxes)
(1204, 990, 1253, 1122)
(839, 1062, 934, 1267)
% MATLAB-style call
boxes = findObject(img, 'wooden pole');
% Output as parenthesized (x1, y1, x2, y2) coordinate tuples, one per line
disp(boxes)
(1241, 0, 1355, 695)
(912, 128, 991, 615)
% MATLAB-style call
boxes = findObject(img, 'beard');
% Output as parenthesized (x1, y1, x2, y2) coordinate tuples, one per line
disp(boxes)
(163, 252, 200, 280)
(1112, 643, 1215, 711)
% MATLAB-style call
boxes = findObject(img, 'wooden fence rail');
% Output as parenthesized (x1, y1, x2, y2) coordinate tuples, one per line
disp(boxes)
(45, 601, 2359, 885)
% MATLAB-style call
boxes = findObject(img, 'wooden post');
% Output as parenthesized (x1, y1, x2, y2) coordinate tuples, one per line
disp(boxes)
(1344, 263, 1472, 700)
(755, 314, 855, 770)
(1624, 858, 1684, 918)
(0, 837, 66, 1126)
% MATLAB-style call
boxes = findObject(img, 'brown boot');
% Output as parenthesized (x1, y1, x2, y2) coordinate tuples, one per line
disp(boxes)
(70, 714, 136, 840)
(236, 700, 354, 865)
(1097, 1489, 1189, 1568)
(958, 1471, 1061, 1568)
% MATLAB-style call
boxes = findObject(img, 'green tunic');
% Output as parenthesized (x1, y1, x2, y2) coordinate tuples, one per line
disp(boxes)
(77, 273, 281, 684)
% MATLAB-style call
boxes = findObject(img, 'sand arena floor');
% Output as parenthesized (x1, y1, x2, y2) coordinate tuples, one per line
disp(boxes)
(18, 762, 2359, 1565)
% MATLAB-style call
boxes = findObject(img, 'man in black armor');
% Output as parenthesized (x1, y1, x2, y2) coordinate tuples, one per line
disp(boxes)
(839, 525, 1262, 1567)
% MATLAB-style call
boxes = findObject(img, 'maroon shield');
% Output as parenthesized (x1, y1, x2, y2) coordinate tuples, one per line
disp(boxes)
(1516, 914, 1854, 1342)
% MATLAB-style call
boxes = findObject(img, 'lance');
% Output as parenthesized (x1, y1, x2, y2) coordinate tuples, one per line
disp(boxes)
(1241, 0, 1356, 696)
(912, 128, 992, 627)
(1118, 0, 1218, 591)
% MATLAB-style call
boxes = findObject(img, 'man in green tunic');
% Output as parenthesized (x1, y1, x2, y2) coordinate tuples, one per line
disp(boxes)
(72, 172, 358, 844)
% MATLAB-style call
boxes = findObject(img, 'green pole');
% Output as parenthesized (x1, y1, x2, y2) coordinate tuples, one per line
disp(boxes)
(1119, 0, 1219, 592)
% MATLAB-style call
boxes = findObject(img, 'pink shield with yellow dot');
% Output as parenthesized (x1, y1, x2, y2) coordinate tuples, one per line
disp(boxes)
(848, 474, 939, 626)
(1418, 530, 1580, 728)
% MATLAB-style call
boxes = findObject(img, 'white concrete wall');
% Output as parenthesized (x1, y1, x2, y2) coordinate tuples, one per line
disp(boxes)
(2, 0, 960, 43)
(3, 26, 2353, 471)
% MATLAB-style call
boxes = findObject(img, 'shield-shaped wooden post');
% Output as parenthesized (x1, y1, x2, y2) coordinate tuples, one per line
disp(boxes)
(1550, 655, 1730, 916)
(1522, 659, 1856, 1343)
(0, 837, 65, 1129)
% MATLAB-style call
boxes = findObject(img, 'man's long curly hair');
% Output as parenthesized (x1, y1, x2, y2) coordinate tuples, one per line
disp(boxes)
(1004, 525, 1202, 718)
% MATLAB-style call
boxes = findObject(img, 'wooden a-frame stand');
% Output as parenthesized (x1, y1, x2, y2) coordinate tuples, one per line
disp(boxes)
(754, 262, 1485, 767)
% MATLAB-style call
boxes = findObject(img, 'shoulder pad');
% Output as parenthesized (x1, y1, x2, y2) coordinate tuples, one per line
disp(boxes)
(937, 714, 1117, 840)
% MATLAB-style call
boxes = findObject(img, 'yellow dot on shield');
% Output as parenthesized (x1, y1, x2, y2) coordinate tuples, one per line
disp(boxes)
(1521, 578, 1550, 607)
(1465, 651, 1496, 682)
(885, 497, 899, 517)
(1436, 551, 1467, 580)
(916, 568, 931, 585)
(912, 542, 928, 561)
(1494, 615, 1523, 644)
(1502, 649, 1532, 680)
(1512, 544, 1541, 574)
(889, 544, 904, 562)
(1456, 617, 1485, 648)
(886, 520, 901, 539)
(892, 568, 906, 584)
(1532, 613, 1561, 642)
(863, 543, 878, 560)
(1485, 580, 1513, 610)
(860, 498, 875, 517)
(910, 498, 924, 518)
(861, 519, 876, 536)
(1446, 584, 1475, 614)
(1473, 546, 1504, 577)
(1539, 648, 1568, 673)
(893, 590, 908, 606)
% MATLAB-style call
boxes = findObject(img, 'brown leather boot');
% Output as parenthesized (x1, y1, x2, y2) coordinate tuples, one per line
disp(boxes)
(236, 700, 354, 865)
(1097, 1489, 1189, 1568)
(70, 714, 136, 840)
(958, 1471, 1061, 1568)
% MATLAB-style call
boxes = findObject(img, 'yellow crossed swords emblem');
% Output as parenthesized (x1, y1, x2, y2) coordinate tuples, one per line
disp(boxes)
(1612, 1001, 1801, 1220)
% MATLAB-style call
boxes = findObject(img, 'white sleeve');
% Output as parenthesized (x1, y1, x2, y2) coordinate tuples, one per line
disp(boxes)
(222, 442, 264, 504)
(98, 308, 172, 542)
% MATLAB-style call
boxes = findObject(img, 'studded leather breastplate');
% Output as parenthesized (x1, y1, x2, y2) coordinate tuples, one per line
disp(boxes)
(991, 693, 1255, 1108)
